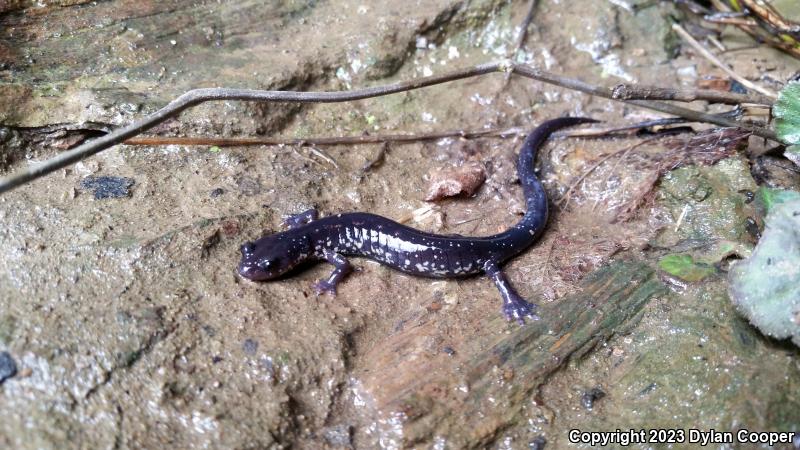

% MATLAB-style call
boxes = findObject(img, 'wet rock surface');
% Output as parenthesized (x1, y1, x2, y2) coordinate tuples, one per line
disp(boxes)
(0, 351, 17, 384)
(1, 0, 799, 448)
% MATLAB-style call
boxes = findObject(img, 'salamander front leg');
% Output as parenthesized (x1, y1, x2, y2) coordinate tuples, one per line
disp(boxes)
(314, 250, 353, 296)
(484, 261, 540, 324)
(282, 208, 319, 229)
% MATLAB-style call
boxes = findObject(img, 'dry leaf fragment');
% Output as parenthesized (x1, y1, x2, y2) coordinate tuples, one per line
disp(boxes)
(424, 162, 486, 201)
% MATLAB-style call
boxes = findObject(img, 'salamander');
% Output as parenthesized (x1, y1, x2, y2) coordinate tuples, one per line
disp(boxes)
(238, 117, 597, 323)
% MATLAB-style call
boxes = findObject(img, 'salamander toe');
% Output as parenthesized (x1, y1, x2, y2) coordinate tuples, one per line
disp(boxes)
(502, 297, 540, 325)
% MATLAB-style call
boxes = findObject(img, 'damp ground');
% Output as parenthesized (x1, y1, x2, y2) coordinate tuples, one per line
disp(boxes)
(1, 1, 799, 449)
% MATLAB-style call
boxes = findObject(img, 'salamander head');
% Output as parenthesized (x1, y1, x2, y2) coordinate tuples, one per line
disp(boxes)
(238, 232, 312, 281)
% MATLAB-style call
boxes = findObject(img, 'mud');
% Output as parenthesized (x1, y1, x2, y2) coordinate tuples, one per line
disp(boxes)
(1, 1, 799, 449)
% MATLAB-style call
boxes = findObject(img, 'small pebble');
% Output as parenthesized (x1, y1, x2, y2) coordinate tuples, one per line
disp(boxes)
(529, 436, 547, 450)
(0, 351, 18, 384)
(242, 338, 258, 355)
(581, 386, 606, 410)
(744, 217, 760, 240)
(740, 190, 755, 204)
(79, 176, 135, 199)
(322, 424, 353, 448)
(210, 187, 225, 198)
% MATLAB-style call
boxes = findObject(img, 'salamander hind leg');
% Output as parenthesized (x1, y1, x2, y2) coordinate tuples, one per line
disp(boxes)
(282, 208, 319, 229)
(484, 261, 540, 325)
(314, 250, 353, 296)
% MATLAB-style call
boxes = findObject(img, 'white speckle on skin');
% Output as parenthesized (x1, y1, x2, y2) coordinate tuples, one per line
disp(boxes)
(448, 46, 460, 59)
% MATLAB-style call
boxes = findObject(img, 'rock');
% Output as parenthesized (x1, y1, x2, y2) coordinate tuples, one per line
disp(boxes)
(242, 338, 258, 356)
(79, 176, 134, 199)
(0, 351, 17, 384)
(358, 261, 664, 447)
(581, 386, 607, 410)
(321, 424, 353, 448)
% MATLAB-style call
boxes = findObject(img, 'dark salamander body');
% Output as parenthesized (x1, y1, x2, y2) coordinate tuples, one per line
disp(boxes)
(239, 117, 596, 323)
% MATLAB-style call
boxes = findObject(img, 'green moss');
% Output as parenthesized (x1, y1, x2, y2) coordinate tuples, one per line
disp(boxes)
(576, 283, 800, 436)
(656, 158, 757, 246)
(658, 254, 716, 281)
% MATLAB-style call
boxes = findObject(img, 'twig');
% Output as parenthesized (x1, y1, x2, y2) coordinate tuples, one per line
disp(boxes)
(0, 61, 778, 195)
(290, 148, 324, 168)
(611, 84, 771, 105)
(307, 147, 339, 169)
(124, 126, 525, 147)
(509, 64, 775, 136)
(737, 0, 800, 35)
(684, 0, 800, 59)
(674, 204, 690, 232)
(513, 0, 539, 59)
(499, 0, 539, 90)
(671, 23, 778, 98)
(124, 119, 692, 148)
(554, 118, 688, 138)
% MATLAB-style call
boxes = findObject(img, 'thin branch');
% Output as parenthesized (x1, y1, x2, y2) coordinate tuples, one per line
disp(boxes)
(671, 23, 778, 98)
(124, 126, 525, 147)
(510, 64, 775, 137)
(500, 0, 539, 89)
(611, 84, 771, 105)
(739, 0, 800, 34)
(513, 0, 539, 59)
(0, 61, 778, 195)
(553, 118, 689, 138)
(123, 119, 693, 148)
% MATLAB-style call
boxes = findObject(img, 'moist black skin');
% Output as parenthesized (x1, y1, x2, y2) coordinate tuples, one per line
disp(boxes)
(239, 117, 597, 324)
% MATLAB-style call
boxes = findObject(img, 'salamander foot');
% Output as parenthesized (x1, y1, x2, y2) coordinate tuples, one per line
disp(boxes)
(313, 279, 338, 296)
(502, 296, 540, 325)
(484, 260, 540, 325)
(314, 249, 353, 296)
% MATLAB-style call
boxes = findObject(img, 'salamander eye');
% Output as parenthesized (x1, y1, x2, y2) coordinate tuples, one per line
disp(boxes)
(241, 242, 256, 256)
(257, 258, 278, 271)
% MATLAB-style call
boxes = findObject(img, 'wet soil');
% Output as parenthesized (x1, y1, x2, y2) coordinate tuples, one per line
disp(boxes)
(1, 1, 799, 449)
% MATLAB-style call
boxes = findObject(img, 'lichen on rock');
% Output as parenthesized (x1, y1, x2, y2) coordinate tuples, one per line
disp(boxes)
(729, 196, 800, 347)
